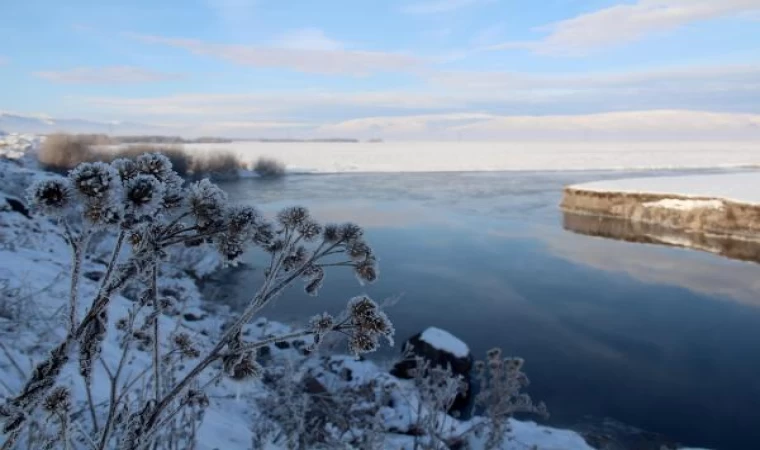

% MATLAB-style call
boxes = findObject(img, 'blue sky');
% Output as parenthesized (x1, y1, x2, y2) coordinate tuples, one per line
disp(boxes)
(1, 0, 760, 139)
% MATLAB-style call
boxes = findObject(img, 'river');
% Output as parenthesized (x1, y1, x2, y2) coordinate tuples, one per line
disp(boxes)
(206, 169, 760, 449)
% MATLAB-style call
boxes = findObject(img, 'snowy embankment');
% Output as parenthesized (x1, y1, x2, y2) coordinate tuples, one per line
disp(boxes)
(184, 140, 760, 173)
(562, 172, 760, 247)
(0, 135, 595, 449)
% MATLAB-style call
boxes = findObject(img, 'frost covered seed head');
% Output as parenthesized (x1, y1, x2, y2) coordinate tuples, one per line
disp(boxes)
(185, 389, 210, 409)
(43, 386, 71, 414)
(188, 179, 228, 227)
(223, 353, 262, 381)
(339, 223, 363, 242)
(346, 240, 372, 261)
(322, 224, 341, 243)
(135, 153, 173, 182)
(309, 312, 335, 334)
(226, 205, 261, 235)
(27, 177, 72, 215)
(68, 162, 119, 200)
(173, 333, 200, 359)
(349, 331, 378, 355)
(111, 158, 139, 181)
(297, 219, 322, 241)
(83, 201, 123, 227)
(345, 295, 395, 353)
(349, 295, 377, 320)
(354, 259, 378, 284)
(277, 206, 309, 228)
(125, 174, 165, 217)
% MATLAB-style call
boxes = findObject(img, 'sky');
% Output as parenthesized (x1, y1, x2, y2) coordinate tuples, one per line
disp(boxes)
(1, 0, 760, 139)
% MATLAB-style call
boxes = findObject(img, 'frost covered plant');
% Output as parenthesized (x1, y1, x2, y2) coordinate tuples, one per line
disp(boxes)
(3, 152, 389, 449)
(26, 177, 72, 216)
(471, 348, 548, 449)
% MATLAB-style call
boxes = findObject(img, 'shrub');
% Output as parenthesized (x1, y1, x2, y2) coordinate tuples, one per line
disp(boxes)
(253, 156, 286, 178)
(192, 150, 241, 181)
(37, 133, 105, 172)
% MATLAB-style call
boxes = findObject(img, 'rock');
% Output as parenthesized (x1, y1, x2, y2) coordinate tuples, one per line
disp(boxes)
(274, 340, 291, 349)
(390, 327, 473, 416)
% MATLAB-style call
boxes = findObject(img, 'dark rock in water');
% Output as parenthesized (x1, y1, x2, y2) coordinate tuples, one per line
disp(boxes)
(390, 327, 473, 416)
(4, 197, 31, 219)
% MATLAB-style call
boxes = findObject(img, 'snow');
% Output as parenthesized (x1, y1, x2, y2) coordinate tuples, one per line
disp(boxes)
(643, 199, 724, 210)
(420, 326, 470, 358)
(571, 172, 760, 205)
(183, 140, 760, 173)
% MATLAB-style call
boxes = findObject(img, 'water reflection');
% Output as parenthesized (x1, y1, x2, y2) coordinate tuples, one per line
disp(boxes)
(563, 212, 760, 264)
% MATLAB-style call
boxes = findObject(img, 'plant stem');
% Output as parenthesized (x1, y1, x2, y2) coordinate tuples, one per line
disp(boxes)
(151, 260, 161, 403)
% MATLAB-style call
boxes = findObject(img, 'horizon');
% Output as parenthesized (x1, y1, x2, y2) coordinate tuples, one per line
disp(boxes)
(1, 0, 760, 140)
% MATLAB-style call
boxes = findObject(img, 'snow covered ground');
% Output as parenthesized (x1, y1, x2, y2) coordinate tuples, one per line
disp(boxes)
(185, 140, 760, 173)
(0, 137, 599, 449)
(571, 172, 760, 205)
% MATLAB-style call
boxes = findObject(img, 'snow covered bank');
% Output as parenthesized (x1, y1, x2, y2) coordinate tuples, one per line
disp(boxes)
(562, 172, 760, 245)
(184, 140, 760, 173)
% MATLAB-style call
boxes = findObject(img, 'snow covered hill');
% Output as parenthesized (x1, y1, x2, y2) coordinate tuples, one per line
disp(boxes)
(0, 112, 162, 135)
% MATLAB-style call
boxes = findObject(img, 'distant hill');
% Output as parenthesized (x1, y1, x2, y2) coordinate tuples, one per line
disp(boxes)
(0, 112, 361, 143)
(0, 112, 164, 136)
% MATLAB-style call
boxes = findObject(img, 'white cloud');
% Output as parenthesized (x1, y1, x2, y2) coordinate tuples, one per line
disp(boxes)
(34, 66, 181, 84)
(489, 0, 760, 55)
(272, 28, 344, 51)
(401, 0, 491, 14)
(130, 33, 422, 76)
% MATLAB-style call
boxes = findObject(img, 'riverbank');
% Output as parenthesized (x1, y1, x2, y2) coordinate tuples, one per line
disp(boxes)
(561, 172, 760, 244)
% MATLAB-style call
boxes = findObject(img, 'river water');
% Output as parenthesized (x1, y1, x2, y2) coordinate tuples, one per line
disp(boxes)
(208, 170, 760, 449)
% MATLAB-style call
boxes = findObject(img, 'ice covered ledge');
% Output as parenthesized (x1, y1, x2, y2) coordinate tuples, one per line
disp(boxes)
(561, 172, 760, 242)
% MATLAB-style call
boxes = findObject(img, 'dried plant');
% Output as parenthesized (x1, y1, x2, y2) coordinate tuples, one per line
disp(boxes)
(1, 152, 390, 449)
